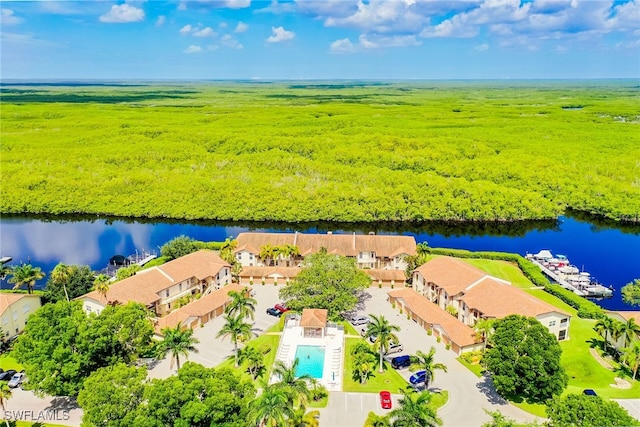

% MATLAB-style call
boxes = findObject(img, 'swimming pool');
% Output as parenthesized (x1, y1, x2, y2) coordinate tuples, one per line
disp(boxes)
(294, 345, 326, 379)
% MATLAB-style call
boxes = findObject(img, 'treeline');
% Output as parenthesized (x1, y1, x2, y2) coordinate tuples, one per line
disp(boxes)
(423, 247, 605, 319)
(2, 83, 639, 223)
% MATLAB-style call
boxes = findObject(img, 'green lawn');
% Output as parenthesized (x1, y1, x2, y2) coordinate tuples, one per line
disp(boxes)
(341, 321, 360, 337)
(461, 258, 535, 289)
(0, 354, 24, 371)
(308, 394, 328, 408)
(343, 338, 410, 393)
(216, 334, 280, 382)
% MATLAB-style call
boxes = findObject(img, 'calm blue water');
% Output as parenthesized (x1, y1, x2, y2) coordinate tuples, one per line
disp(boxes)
(0, 215, 638, 311)
(294, 345, 326, 379)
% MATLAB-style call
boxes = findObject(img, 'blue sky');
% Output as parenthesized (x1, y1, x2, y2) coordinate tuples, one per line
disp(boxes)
(1, 0, 639, 80)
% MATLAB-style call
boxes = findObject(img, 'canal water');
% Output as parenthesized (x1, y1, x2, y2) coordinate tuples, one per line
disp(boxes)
(0, 214, 638, 311)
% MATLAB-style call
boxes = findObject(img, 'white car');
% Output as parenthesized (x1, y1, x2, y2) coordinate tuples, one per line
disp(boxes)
(7, 372, 25, 389)
(350, 315, 370, 326)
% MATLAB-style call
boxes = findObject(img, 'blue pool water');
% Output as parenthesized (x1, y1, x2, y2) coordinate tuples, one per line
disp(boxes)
(294, 345, 326, 379)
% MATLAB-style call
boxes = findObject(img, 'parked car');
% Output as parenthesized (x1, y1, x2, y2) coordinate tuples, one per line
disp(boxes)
(379, 390, 392, 409)
(266, 307, 282, 317)
(7, 372, 25, 388)
(0, 370, 16, 381)
(391, 355, 411, 369)
(583, 389, 597, 396)
(384, 342, 404, 355)
(409, 370, 427, 385)
(350, 315, 370, 326)
(274, 303, 289, 313)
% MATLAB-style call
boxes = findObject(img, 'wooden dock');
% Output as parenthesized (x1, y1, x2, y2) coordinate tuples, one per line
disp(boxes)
(532, 260, 587, 296)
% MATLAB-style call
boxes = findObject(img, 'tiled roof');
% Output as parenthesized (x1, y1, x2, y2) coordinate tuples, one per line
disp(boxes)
(239, 266, 300, 279)
(154, 283, 245, 334)
(235, 232, 417, 258)
(614, 311, 640, 323)
(461, 277, 569, 319)
(367, 269, 406, 282)
(0, 293, 40, 315)
(414, 256, 487, 296)
(79, 250, 229, 307)
(388, 288, 478, 348)
(300, 308, 328, 328)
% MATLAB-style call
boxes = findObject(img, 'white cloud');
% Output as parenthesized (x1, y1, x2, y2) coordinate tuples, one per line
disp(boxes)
(266, 26, 295, 43)
(219, 22, 228, 28)
(155, 15, 166, 27)
(330, 37, 355, 53)
(235, 21, 249, 33)
(99, 4, 145, 23)
(1, 8, 23, 25)
(180, 24, 193, 35)
(358, 33, 421, 48)
(221, 34, 243, 49)
(183, 45, 203, 53)
(224, 0, 251, 8)
(193, 26, 216, 37)
(474, 43, 489, 51)
(325, 0, 427, 34)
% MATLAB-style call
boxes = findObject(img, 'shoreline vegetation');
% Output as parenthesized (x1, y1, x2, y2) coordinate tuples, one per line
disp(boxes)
(2, 82, 639, 223)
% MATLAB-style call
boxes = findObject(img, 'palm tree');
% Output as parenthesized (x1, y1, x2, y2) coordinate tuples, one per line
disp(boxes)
(219, 237, 238, 264)
(0, 383, 12, 427)
(409, 347, 447, 389)
(366, 314, 400, 373)
(594, 316, 616, 351)
(225, 288, 257, 320)
(93, 274, 111, 301)
(272, 358, 312, 406)
(158, 325, 200, 371)
(217, 314, 253, 367)
(282, 244, 300, 267)
(247, 384, 295, 427)
(388, 389, 441, 427)
(619, 318, 640, 348)
(622, 341, 640, 380)
(611, 320, 625, 351)
(259, 244, 277, 267)
(8, 263, 45, 294)
(473, 318, 494, 365)
(238, 345, 265, 379)
(364, 412, 391, 427)
(287, 407, 320, 427)
(50, 263, 71, 301)
(0, 264, 12, 282)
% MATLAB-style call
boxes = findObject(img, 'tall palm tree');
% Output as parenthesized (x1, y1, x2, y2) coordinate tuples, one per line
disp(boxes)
(287, 407, 320, 427)
(409, 347, 448, 389)
(93, 274, 111, 302)
(623, 340, 640, 380)
(0, 383, 12, 427)
(282, 244, 300, 267)
(247, 384, 295, 427)
(272, 358, 312, 406)
(366, 314, 401, 373)
(219, 238, 238, 264)
(619, 318, 640, 348)
(364, 412, 391, 427)
(238, 345, 265, 379)
(50, 263, 71, 302)
(8, 263, 45, 294)
(388, 389, 441, 427)
(473, 318, 494, 366)
(611, 320, 625, 351)
(594, 316, 616, 351)
(158, 325, 200, 371)
(259, 244, 276, 267)
(225, 288, 257, 320)
(217, 314, 253, 367)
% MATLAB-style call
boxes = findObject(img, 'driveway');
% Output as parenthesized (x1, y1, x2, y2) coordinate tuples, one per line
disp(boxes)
(5, 388, 82, 427)
(149, 284, 282, 378)
(356, 287, 542, 426)
(318, 391, 397, 427)
(614, 399, 640, 422)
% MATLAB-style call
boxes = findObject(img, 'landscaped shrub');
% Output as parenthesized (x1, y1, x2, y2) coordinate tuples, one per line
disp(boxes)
(544, 284, 604, 319)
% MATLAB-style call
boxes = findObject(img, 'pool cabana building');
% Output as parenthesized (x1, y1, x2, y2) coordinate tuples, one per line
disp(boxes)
(300, 308, 328, 339)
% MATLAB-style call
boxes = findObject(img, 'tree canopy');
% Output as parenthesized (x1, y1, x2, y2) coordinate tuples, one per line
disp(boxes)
(13, 301, 154, 396)
(485, 315, 567, 403)
(160, 235, 199, 260)
(44, 263, 96, 303)
(622, 279, 640, 307)
(546, 394, 640, 427)
(278, 249, 370, 319)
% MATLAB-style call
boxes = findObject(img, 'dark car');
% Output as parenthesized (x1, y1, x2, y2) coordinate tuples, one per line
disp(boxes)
(391, 355, 411, 369)
(0, 370, 17, 381)
(266, 307, 282, 317)
(409, 370, 427, 385)
(583, 389, 597, 396)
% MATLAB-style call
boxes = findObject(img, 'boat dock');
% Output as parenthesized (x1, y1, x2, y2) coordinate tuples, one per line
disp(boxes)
(98, 250, 158, 278)
(530, 259, 587, 296)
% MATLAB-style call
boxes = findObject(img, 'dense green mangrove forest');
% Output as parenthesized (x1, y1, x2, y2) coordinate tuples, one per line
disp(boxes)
(1, 81, 639, 223)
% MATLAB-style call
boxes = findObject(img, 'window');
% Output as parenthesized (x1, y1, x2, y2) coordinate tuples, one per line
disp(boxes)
(1, 317, 7, 325)
(168, 303, 171, 310)
(86, 307, 92, 313)
(179, 284, 182, 292)
(249, 254, 253, 259)
(165, 290, 170, 297)
(23, 304, 30, 313)
(216, 273, 220, 280)
(558, 329, 567, 340)
(370, 252, 375, 258)
(236, 253, 241, 260)
(12, 312, 18, 321)
(560, 318, 568, 324)
(549, 320, 556, 327)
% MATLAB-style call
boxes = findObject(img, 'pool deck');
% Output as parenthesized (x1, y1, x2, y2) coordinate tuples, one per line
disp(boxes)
(272, 320, 345, 392)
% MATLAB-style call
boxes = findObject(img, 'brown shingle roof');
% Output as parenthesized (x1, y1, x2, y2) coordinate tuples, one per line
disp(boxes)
(154, 283, 245, 334)
(614, 311, 640, 323)
(239, 266, 300, 280)
(367, 269, 406, 282)
(388, 288, 478, 348)
(414, 257, 488, 296)
(0, 293, 40, 315)
(79, 250, 229, 307)
(300, 308, 328, 328)
(235, 232, 417, 258)
(461, 277, 569, 319)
